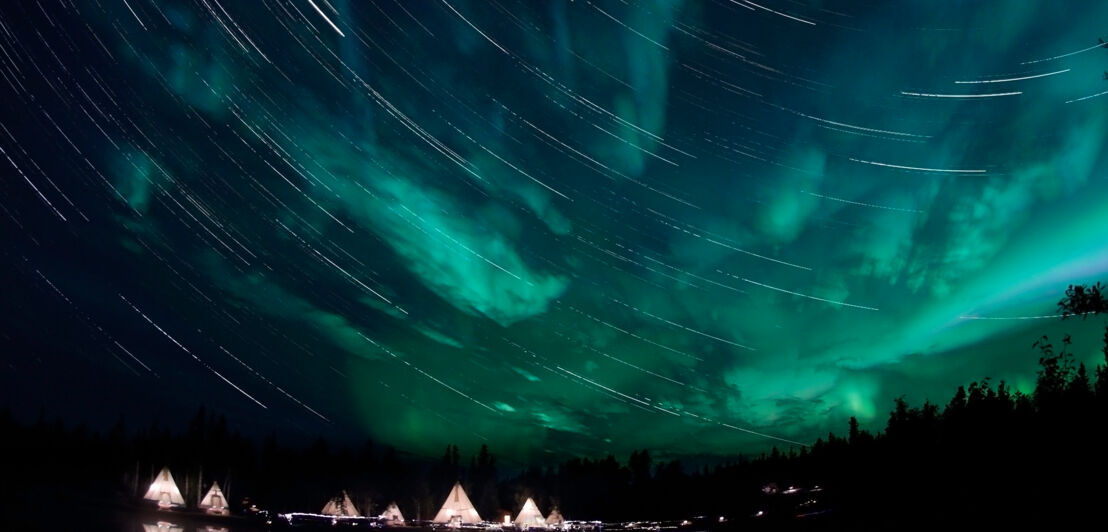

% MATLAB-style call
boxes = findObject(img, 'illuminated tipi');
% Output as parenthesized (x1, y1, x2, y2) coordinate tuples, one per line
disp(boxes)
(514, 497, 546, 528)
(321, 490, 360, 517)
(143, 466, 186, 509)
(199, 481, 230, 515)
(545, 509, 565, 527)
(380, 501, 405, 524)
(432, 482, 481, 525)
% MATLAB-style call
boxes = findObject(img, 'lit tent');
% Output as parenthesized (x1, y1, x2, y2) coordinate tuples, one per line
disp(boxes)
(380, 501, 405, 524)
(432, 482, 482, 525)
(514, 498, 546, 528)
(546, 509, 565, 526)
(143, 466, 186, 508)
(200, 481, 230, 515)
(321, 490, 360, 517)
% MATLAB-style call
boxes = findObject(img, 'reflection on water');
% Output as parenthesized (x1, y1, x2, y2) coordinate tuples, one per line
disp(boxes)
(138, 518, 245, 532)
(142, 521, 230, 532)
(17, 507, 265, 532)
(144, 522, 186, 532)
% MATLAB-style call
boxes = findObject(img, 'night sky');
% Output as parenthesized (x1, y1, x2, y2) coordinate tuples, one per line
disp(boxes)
(2, 0, 1108, 463)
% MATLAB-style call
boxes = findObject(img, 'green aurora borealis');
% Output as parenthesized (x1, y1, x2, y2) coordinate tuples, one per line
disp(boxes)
(2, 0, 1108, 462)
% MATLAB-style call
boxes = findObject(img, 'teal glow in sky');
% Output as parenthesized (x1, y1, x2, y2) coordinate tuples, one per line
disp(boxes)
(2, 1, 1108, 462)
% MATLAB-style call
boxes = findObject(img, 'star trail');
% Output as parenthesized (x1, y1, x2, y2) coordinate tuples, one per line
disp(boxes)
(2, 0, 1108, 462)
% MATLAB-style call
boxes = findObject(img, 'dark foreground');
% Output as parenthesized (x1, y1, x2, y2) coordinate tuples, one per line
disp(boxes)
(8, 496, 1103, 532)
(4, 503, 844, 532)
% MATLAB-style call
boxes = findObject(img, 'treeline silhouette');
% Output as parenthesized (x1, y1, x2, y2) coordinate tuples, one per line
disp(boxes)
(3, 284, 1107, 529)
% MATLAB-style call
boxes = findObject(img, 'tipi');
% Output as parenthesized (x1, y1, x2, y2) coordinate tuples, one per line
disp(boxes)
(199, 481, 230, 515)
(545, 509, 564, 527)
(380, 501, 405, 524)
(432, 482, 482, 525)
(321, 490, 360, 517)
(143, 466, 186, 509)
(514, 498, 546, 528)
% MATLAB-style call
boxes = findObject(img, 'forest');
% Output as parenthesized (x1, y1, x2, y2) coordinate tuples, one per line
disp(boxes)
(3, 284, 1106, 528)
